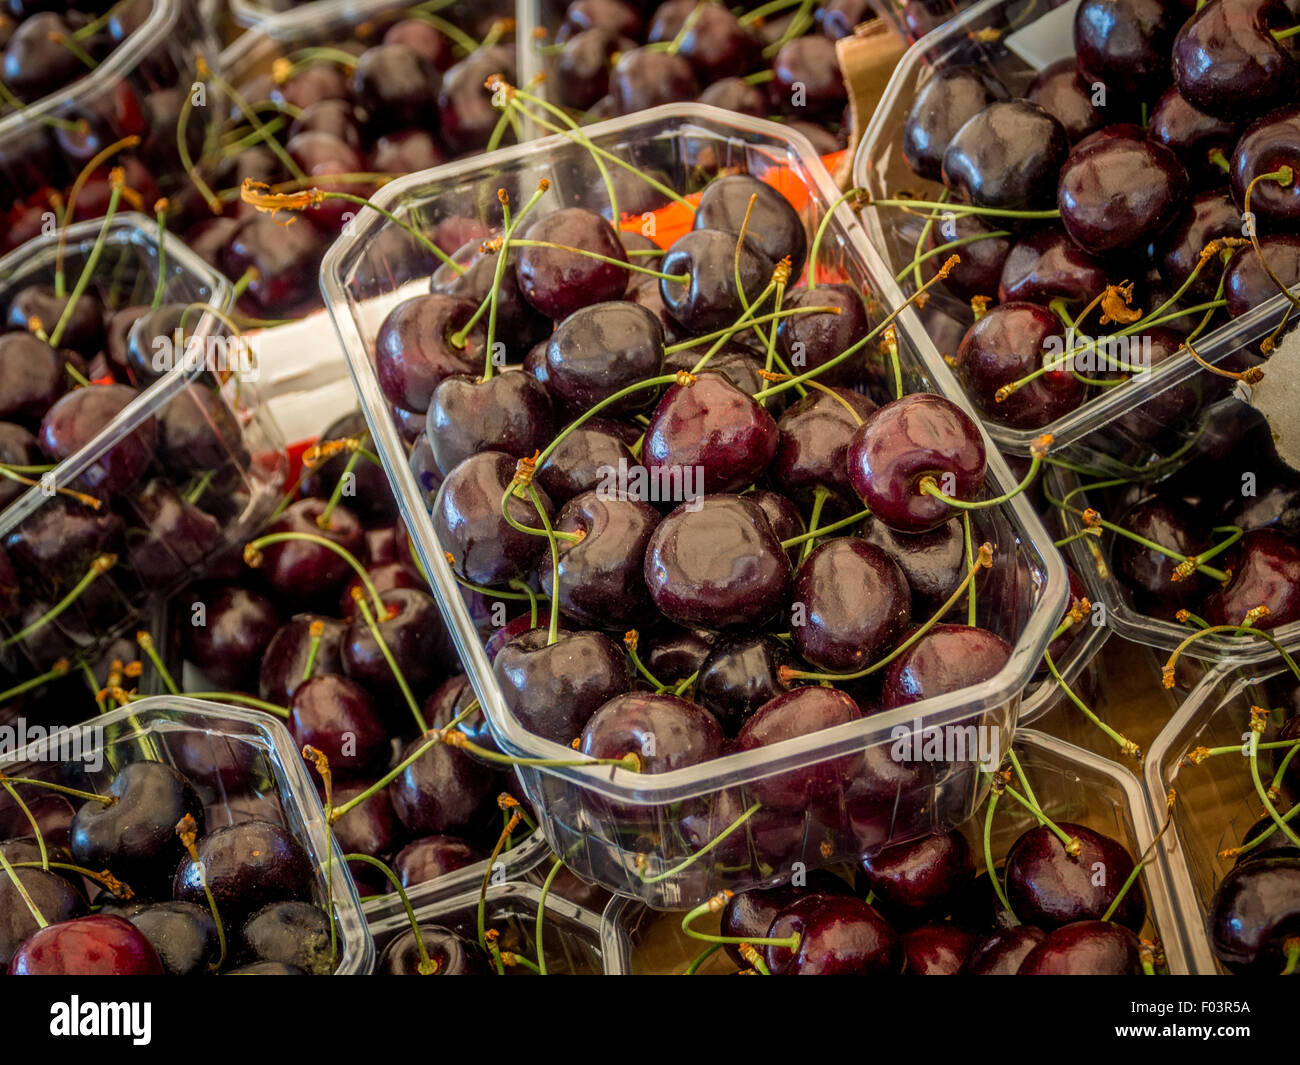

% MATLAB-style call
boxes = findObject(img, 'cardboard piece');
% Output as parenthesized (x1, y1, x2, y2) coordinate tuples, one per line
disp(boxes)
(836, 18, 909, 187)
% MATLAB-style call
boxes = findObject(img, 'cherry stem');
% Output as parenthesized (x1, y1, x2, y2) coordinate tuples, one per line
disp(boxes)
(690, 279, 776, 374)
(1272, 739, 1300, 794)
(534, 856, 564, 976)
(407, 7, 479, 52)
(51, 31, 96, 69)
(1165, 624, 1300, 686)
(180, 692, 290, 718)
(811, 186, 868, 288)
(918, 445, 1047, 512)
(681, 892, 800, 948)
(782, 542, 993, 683)
(1248, 727, 1300, 850)
(1282, 939, 1300, 976)
(638, 801, 763, 885)
(442, 728, 639, 771)
(1244, 165, 1300, 311)
(863, 195, 1060, 221)
(1005, 749, 1040, 809)
(11, 861, 132, 897)
(0, 846, 47, 929)
(246, 531, 385, 616)
(900, 228, 1012, 285)
(204, 62, 306, 183)
(779, 506, 870, 548)
(733, 194, 761, 316)
(1, 553, 116, 649)
(1001, 782, 1080, 853)
(762, 0, 816, 54)
(1273, 23, 1300, 39)
(479, 810, 521, 952)
(451, 570, 544, 603)
(909, 187, 947, 295)
(686, 943, 725, 974)
(508, 238, 683, 282)
(1229, 800, 1300, 859)
(328, 731, 444, 823)
(0, 773, 115, 806)
(624, 631, 667, 690)
(662, 305, 834, 357)
(136, 632, 175, 702)
(344, 853, 436, 973)
(50, 180, 123, 348)
(1, 780, 47, 870)
(1207, 147, 1231, 174)
(510, 579, 540, 628)
(672, 668, 699, 697)
(532, 373, 683, 472)
(1102, 791, 1176, 922)
(1054, 502, 1230, 582)
(963, 511, 977, 626)
(178, 814, 226, 970)
(301, 621, 326, 683)
(0, 659, 71, 703)
(498, 482, 583, 544)
(761, 276, 785, 388)
(1044, 647, 1140, 758)
(151, 200, 169, 310)
(526, 485, 563, 646)
(665, 1, 707, 54)
(799, 486, 832, 564)
(353, 593, 428, 733)
(981, 784, 1019, 922)
(739, 0, 805, 24)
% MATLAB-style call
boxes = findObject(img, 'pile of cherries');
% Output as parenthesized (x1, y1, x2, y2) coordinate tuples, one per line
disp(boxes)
(888, 0, 1300, 433)
(539, 0, 856, 155)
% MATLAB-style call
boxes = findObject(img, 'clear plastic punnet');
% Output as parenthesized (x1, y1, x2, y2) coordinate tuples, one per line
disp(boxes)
(601, 730, 1185, 971)
(367, 879, 606, 973)
(323, 103, 1068, 909)
(851, 0, 1296, 474)
(1145, 660, 1300, 975)
(0, 695, 375, 974)
(0, 214, 286, 678)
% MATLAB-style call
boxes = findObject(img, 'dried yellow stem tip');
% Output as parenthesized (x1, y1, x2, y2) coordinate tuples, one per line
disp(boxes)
(935, 254, 960, 280)
(92, 554, 117, 575)
(706, 891, 733, 914)
(1030, 433, 1053, 458)
(970, 294, 991, 319)
(444, 550, 455, 566)
(1081, 508, 1101, 528)
(1242, 605, 1270, 627)
(1161, 663, 1176, 689)
(977, 542, 994, 568)
(123, 661, 143, 679)
(623, 630, 639, 651)
(771, 255, 792, 286)
(674, 370, 697, 387)
(243, 543, 263, 568)
(308, 620, 326, 638)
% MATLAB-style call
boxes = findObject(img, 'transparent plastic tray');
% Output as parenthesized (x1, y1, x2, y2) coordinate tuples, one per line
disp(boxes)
(367, 879, 606, 973)
(0, 695, 375, 973)
(1049, 465, 1300, 663)
(227, 0, 511, 35)
(1017, 604, 1109, 728)
(851, 0, 1294, 473)
(602, 729, 1185, 971)
(0, 214, 286, 676)
(0, 0, 217, 229)
(323, 103, 1068, 909)
(1145, 660, 1300, 975)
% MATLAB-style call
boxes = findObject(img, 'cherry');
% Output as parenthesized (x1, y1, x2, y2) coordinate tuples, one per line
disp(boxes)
(0, 850, 85, 968)
(289, 98, 362, 150)
(329, 781, 401, 896)
(1112, 496, 1211, 612)
(433, 449, 555, 587)
(8, 914, 163, 975)
(965, 924, 1047, 974)
(223, 213, 327, 316)
(998, 226, 1108, 306)
(942, 100, 1069, 213)
(642, 624, 713, 685)
(1209, 857, 1300, 971)
(643, 495, 792, 629)
(269, 60, 349, 112)
(1224, 234, 1300, 316)
(174, 820, 314, 928)
(342, 586, 453, 703)
(367, 128, 445, 173)
(378, 923, 489, 974)
(564, 0, 644, 40)
(492, 628, 631, 744)
(695, 174, 808, 280)
(955, 301, 1087, 428)
(847, 392, 987, 534)
(765, 894, 901, 975)
(0, 422, 41, 510)
(771, 387, 877, 512)
(388, 714, 495, 838)
(289, 674, 389, 777)
(881, 624, 1012, 709)
(258, 498, 367, 611)
(432, 239, 551, 362)
(1202, 529, 1300, 629)
(1058, 133, 1189, 255)
(556, 29, 633, 111)
(373, 292, 483, 413)
(535, 418, 640, 505)
(1026, 59, 1109, 142)
(383, 17, 455, 70)
(773, 35, 847, 117)
(1017, 920, 1142, 974)
(669, 2, 762, 84)
(902, 922, 979, 974)
(1005, 821, 1145, 931)
(39, 383, 154, 495)
(659, 228, 773, 333)
(516, 208, 629, 321)
(259, 614, 347, 707)
(902, 67, 1008, 182)
(116, 901, 218, 977)
(1075, 0, 1180, 96)
(1231, 106, 1300, 226)
(698, 76, 767, 118)
(393, 835, 483, 889)
(1148, 86, 1240, 181)
(750, 489, 805, 556)
(859, 515, 966, 618)
(437, 45, 517, 155)
(580, 691, 724, 771)
(351, 43, 438, 133)
(1172, 0, 1298, 118)
(427, 372, 555, 479)
(775, 284, 871, 388)
(239, 900, 333, 975)
(735, 686, 862, 809)
(644, 372, 779, 496)
(0, 333, 68, 427)
(0, 11, 81, 102)
(182, 584, 282, 691)
(1236, 814, 1300, 865)
(695, 632, 792, 734)
(609, 47, 697, 112)
(1156, 189, 1243, 300)
(544, 300, 665, 413)
(540, 492, 660, 629)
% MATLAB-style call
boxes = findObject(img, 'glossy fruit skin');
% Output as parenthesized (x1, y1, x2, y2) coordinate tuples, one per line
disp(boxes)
(1017, 920, 1142, 974)
(1148, 86, 1240, 181)
(1005, 822, 1145, 931)
(493, 627, 631, 744)
(903, 66, 1008, 181)
(393, 835, 482, 889)
(1202, 529, 1300, 630)
(40, 383, 154, 495)
(69, 762, 204, 900)
(1113, 496, 1211, 611)
(1172, 0, 1298, 119)
(1224, 234, 1300, 316)
(427, 372, 555, 478)
(539, 491, 660, 629)
(259, 614, 347, 707)
(771, 387, 878, 512)
(173, 820, 314, 928)
(644, 372, 779, 496)
(735, 687, 862, 809)
(941, 100, 1069, 213)
(1057, 134, 1189, 255)
(859, 516, 966, 617)
(902, 922, 979, 974)
(351, 43, 438, 133)
(881, 624, 1012, 709)
(695, 632, 792, 734)
(516, 208, 629, 321)
(8, 914, 164, 975)
(965, 924, 1047, 974)
(544, 300, 665, 413)
(388, 712, 496, 836)
(998, 226, 1107, 306)
(535, 418, 640, 506)
(379, 924, 489, 975)
(954, 301, 1087, 429)
(698, 76, 767, 117)
(0, 333, 67, 427)
(1156, 189, 1243, 300)
(432, 450, 554, 588)
(659, 227, 773, 333)
(694, 174, 808, 282)
(644, 495, 792, 629)
(580, 692, 724, 772)
(1209, 857, 1300, 971)
(1074, 0, 1180, 96)
(862, 830, 975, 917)
(610, 47, 697, 112)
(775, 283, 871, 388)
(765, 894, 902, 975)
(437, 46, 517, 155)
(341, 585, 453, 703)
(791, 538, 911, 672)
(259, 498, 367, 612)
(847, 392, 987, 535)
(329, 782, 401, 895)
(0, 857, 86, 968)
(373, 292, 483, 413)
(289, 674, 389, 777)
(1027, 59, 1109, 142)
(1231, 106, 1300, 226)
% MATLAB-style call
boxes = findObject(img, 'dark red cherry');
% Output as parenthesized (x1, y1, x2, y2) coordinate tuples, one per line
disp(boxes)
(393, 835, 483, 890)
(694, 173, 808, 281)
(0, 421, 42, 509)
(847, 392, 987, 534)
(516, 208, 629, 321)
(580, 691, 724, 771)
(298, 409, 397, 525)
(858, 516, 966, 617)
(772, 35, 847, 117)
(862, 830, 975, 918)
(927, 213, 1013, 301)
(698, 75, 767, 117)
(1202, 529, 1300, 629)
(174, 821, 314, 928)
(1224, 234, 1300, 316)
(1018, 920, 1142, 974)
(492, 627, 631, 744)
(539, 491, 660, 629)
(775, 283, 871, 388)
(269, 60, 348, 111)
(765, 894, 901, 975)
(735, 687, 862, 809)
(642, 624, 713, 685)
(556, 28, 632, 111)
(39, 383, 153, 495)
(536, 418, 640, 505)
(902, 66, 1009, 181)
(1148, 86, 1240, 181)
(941, 100, 1069, 213)
(224, 213, 326, 316)
(436, 45, 516, 155)
(965, 924, 1047, 973)
(644, 372, 779, 496)
(1209, 857, 1300, 972)
(258, 498, 366, 611)
(665, 1, 762, 83)
(373, 292, 483, 413)
(771, 387, 878, 512)
(378, 924, 489, 974)
(289, 674, 388, 777)
(367, 127, 446, 173)
(791, 538, 911, 672)
(881, 624, 1011, 709)
(352, 43, 438, 133)
(383, 18, 454, 69)
(564, 0, 643, 39)
(1074, 0, 1180, 96)
(6, 285, 101, 358)
(260, 615, 347, 707)
(750, 489, 805, 557)
(124, 479, 221, 586)
(342, 586, 453, 704)
(643, 495, 792, 629)
(1005, 821, 1145, 931)
(8, 914, 163, 976)
(0, 333, 68, 427)
(954, 301, 1087, 428)
(998, 225, 1107, 306)
(1231, 106, 1300, 227)
(902, 922, 979, 974)
(659, 227, 773, 333)
(432, 450, 555, 587)
(182, 585, 282, 691)
(427, 371, 554, 479)
(695, 632, 792, 734)
(609, 46, 697, 111)
(431, 239, 551, 363)
(388, 721, 495, 837)
(1113, 496, 1212, 611)
(545, 299, 664, 413)
(1156, 189, 1243, 300)
(1027, 59, 1109, 142)
(1172, 0, 1298, 119)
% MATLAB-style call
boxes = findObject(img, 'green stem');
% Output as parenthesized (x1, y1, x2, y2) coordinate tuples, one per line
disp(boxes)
(354, 595, 427, 733)
(247, 532, 384, 616)
(2, 555, 116, 649)
(535, 857, 563, 976)
(779, 507, 870, 548)
(49, 188, 122, 349)
(345, 853, 438, 973)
